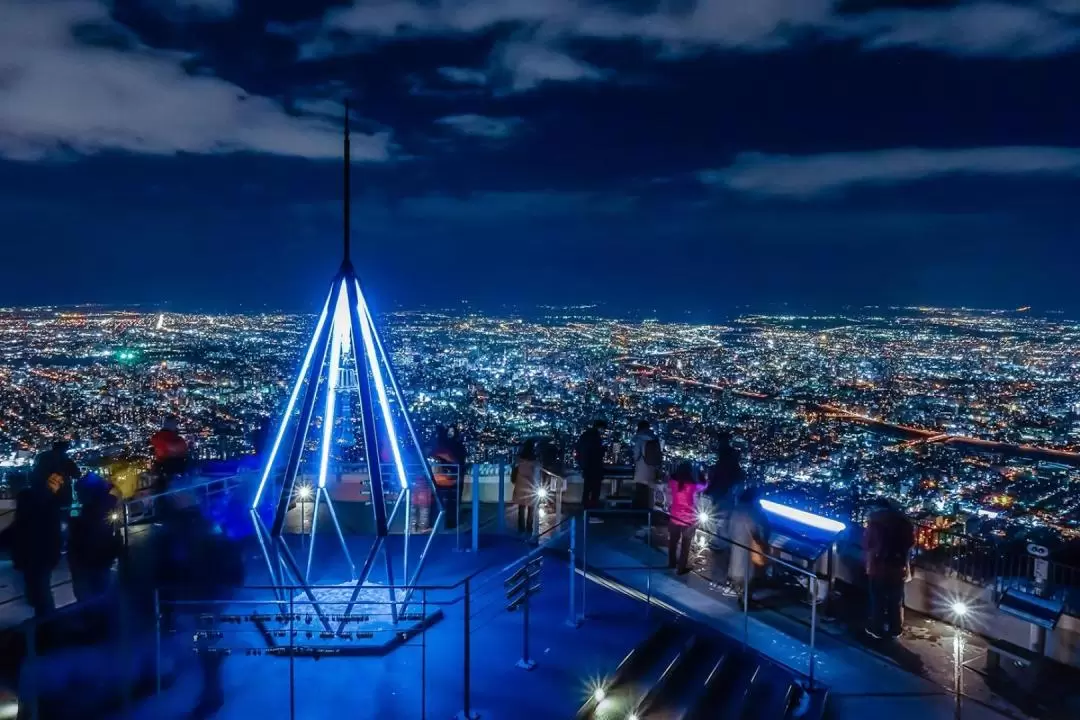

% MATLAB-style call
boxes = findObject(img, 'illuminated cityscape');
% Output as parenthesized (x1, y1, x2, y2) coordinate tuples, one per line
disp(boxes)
(2, 304, 1077, 544)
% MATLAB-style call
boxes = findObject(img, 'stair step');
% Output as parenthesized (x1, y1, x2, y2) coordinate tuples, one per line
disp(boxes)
(576, 622, 676, 719)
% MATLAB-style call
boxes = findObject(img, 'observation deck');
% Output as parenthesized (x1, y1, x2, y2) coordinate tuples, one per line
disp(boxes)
(1, 463, 1078, 720)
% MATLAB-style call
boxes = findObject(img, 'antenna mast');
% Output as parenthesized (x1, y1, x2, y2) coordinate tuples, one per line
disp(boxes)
(342, 100, 351, 268)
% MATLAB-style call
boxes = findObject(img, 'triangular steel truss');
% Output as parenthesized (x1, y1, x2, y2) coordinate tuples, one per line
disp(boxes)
(248, 103, 442, 632)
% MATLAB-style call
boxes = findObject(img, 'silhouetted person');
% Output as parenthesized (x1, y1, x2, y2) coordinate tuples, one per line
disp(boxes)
(706, 432, 744, 533)
(30, 439, 80, 508)
(864, 498, 915, 640)
(431, 426, 460, 529)
(449, 425, 468, 488)
(667, 462, 707, 575)
(723, 486, 769, 607)
(158, 500, 244, 719)
(631, 420, 662, 488)
(150, 416, 189, 495)
(68, 473, 120, 603)
(575, 420, 607, 519)
(512, 440, 539, 534)
(13, 470, 69, 616)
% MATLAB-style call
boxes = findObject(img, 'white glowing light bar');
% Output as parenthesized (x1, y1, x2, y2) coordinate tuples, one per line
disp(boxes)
(355, 281, 409, 489)
(318, 284, 348, 489)
(252, 287, 333, 508)
(758, 499, 846, 534)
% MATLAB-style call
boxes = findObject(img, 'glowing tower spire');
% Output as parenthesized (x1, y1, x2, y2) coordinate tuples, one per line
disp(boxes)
(250, 100, 443, 634)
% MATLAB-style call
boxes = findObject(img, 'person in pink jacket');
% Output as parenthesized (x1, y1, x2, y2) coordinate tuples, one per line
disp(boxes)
(667, 462, 707, 575)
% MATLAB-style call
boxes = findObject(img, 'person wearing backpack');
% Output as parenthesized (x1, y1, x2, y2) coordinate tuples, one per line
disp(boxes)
(68, 473, 121, 603)
(863, 498, 915, 640)
(631, 421, 663, 488)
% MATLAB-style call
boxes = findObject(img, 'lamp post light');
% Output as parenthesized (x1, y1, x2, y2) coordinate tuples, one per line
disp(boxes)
(948, 599, 972, 720)
(296, 483, 313, 547)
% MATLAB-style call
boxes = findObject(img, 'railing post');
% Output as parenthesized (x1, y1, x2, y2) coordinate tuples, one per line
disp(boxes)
(154, 588, 162, 696)
(289, 593, 295, 720)
(581, 509, 589, 621)
(517, 585, 536, 670)
(421, 589, 428, 719)
(554, 473, 563, 524)
(497, 462, 506, 532)
(458, 577, 476, 720)
(120, 592, 132, 716)
(26, 620, 38, 720)
(742, 548, 751, 646)
(567, 516, 579, 627)
(531, 464, 542, 545)
(122, 501, 130, 555)
(809, 576, 817, 689)
(471, 464, 480, 553)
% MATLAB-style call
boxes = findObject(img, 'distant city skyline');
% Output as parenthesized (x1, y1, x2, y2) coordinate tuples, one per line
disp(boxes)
(3, 1, 1080, 311)
(2, 304, 1077, 543)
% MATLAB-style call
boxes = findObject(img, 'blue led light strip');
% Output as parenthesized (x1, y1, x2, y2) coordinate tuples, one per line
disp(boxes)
(318, 285, 349, 488)
(252, 288, 333, 508)
(354, 280, 409, 489)
(759, 499, 847, 534)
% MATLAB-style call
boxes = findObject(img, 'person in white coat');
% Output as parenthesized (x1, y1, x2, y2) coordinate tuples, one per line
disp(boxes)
(631, 421, 661, 488)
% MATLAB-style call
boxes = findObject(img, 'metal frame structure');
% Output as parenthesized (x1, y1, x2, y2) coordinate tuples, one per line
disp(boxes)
(249, 103, 443, 631)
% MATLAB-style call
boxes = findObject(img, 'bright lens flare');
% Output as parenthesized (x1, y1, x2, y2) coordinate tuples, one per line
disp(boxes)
(537, 487, 549, 501)
(951, 601, 969, 617)
(296, 484, 313, 501)
(593, 688, 606, 702)
(697, 510, 711, 524)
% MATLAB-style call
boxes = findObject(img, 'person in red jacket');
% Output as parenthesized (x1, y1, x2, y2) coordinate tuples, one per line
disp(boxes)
(863, 498, 915, 639)
(667, 462, 707, 575)
(150, 417, 188, 494)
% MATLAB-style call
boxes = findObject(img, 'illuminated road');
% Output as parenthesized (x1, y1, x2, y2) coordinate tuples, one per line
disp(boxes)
(628, 362, 1080, 467)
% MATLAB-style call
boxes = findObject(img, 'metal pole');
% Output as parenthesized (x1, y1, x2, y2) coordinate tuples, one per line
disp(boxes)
(554, 473, 563, 524)
(581, 509, 589, 621)
(422, 589, 428, 719)
(567, 516, 579, 627)
(154, 589, 162, 695)
(518, 585, 536, 670)
(122, 502, 130, 555)
(531, 464, 542, 544)
(532, 493, 541, 545)
(497, 462, 506, 532)
(471, 464, 480, 553)
(121, 593, 132, 716)
(647, 508, 652, 550)
(27, 621, 38, 720)
(462, 577, 473, 719)
(809, 576, 817, 689)
(301, 497, 307, 550)
(456, 465, 463, 549)
(953, 627, 964, 720)
(289, 593, 295, 720)
(742, 547, 750, 646)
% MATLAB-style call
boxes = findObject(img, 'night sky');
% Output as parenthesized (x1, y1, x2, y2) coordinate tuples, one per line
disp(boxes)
(2, 0, 1079, 316)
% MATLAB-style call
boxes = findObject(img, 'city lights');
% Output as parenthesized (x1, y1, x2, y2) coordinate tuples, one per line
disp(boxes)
(1, 304, 1078, 552)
